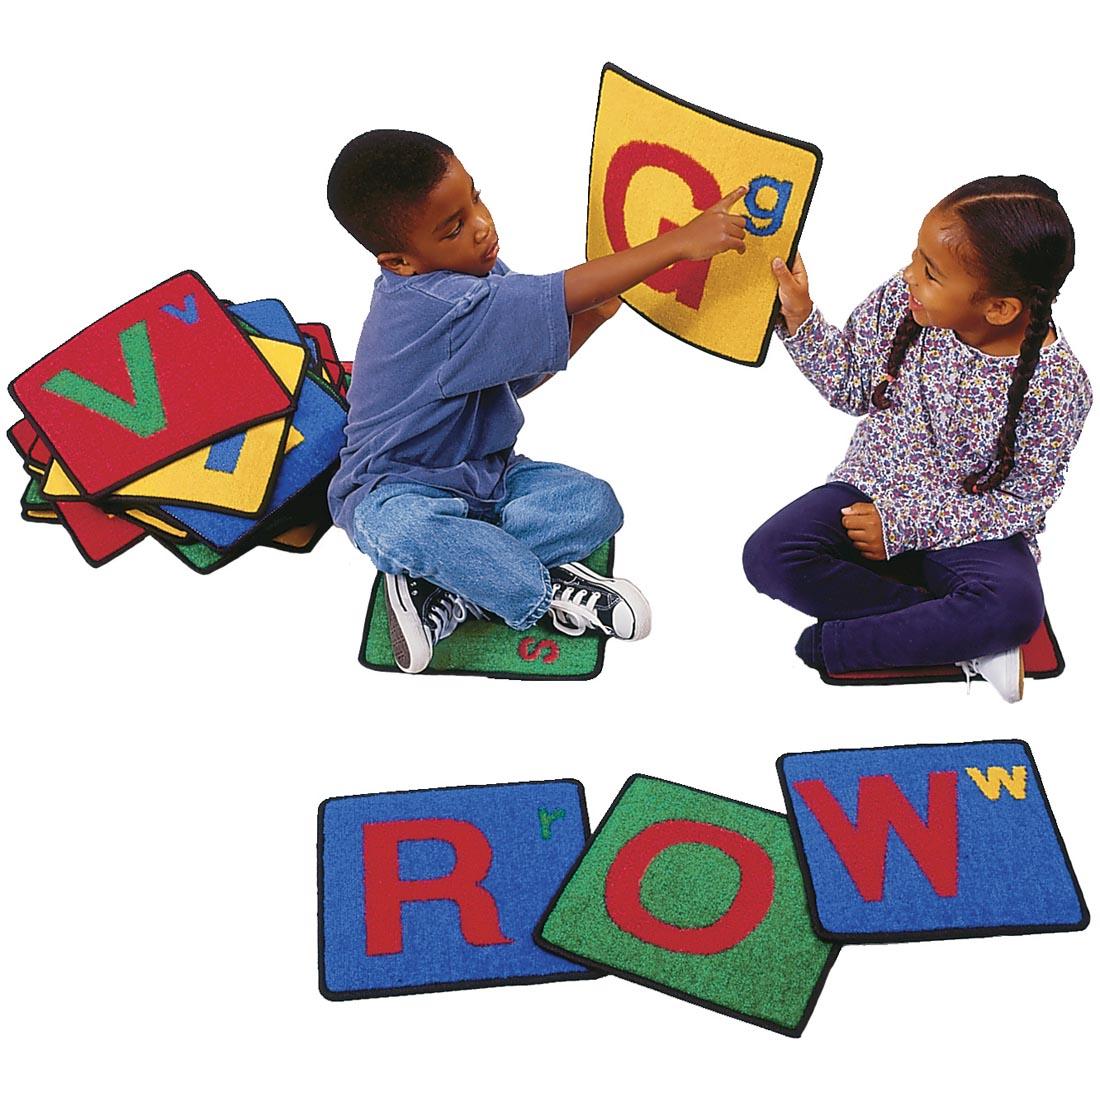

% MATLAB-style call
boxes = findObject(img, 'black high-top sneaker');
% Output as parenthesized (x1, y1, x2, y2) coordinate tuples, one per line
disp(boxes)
(547, 562, 651, 641)
(384, 574, 477, 674)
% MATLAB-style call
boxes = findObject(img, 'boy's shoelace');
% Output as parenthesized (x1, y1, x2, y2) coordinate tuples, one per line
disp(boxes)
(549, 583, 609, 637)
(424, 593, 470, 644)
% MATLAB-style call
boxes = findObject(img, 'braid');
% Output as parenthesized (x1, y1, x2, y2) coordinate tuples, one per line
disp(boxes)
(871, 311, 922, 409)
(927, 176, 1073, 496)
(962, 285, 1054, 493)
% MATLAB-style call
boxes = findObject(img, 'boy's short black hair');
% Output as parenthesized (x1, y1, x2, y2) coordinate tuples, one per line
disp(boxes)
(327, 129, 454, 255)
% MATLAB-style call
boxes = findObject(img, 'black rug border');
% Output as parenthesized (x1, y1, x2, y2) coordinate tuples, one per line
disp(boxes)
(775, 738, 1091, 944)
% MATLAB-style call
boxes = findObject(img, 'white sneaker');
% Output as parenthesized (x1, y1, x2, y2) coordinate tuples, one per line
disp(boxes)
(547, 562, 651, 640)
(957, 647, 1024, 704)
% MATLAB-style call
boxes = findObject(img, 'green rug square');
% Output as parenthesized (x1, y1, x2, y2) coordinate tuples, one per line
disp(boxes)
(21, 473, 59, 522)
(359, 540, 613, 681)
(536, 775, 840, 1036)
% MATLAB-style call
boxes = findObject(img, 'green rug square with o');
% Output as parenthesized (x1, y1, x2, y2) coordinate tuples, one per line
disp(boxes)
(360, 540, 614, 681)
(535, 774, 840, 1036)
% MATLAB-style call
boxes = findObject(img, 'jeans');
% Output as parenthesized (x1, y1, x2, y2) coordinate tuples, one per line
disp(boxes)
(352, 457, 624, 630)
(742, 483, 1046, 672)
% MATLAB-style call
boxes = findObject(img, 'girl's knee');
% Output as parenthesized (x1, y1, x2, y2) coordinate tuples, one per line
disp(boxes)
(996, 584, 1046, 647)
(959, 577, 1045, 650)
(742, 519, 784, 595)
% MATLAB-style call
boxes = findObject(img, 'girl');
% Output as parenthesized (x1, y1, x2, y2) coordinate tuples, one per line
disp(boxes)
(742, 176, 1091, 702)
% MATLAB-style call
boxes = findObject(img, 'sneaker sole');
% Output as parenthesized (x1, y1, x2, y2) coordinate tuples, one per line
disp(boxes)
(561, 561, 652, 641)
(384, 574, 433, 674)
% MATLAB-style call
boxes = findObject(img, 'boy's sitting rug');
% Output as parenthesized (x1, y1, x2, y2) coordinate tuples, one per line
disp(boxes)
(361, 539, 647, 680)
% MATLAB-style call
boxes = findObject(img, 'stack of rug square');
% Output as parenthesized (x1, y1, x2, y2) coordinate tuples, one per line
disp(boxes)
(8, 271, 352, 572)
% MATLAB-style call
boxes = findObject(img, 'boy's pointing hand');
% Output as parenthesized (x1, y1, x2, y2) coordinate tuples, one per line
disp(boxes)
(677, 186, 748, 260)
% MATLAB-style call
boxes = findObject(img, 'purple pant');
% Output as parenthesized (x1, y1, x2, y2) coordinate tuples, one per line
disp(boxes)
(742, 483, 1045, 673)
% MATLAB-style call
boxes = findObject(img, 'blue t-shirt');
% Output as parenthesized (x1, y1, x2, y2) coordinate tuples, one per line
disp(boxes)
(327, 258, 569, 536)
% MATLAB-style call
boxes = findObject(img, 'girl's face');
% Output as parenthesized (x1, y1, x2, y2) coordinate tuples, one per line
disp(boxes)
(902, 207, 990, 331)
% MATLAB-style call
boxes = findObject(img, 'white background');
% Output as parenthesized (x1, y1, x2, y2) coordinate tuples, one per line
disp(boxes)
(3, 1, 1096, 1094)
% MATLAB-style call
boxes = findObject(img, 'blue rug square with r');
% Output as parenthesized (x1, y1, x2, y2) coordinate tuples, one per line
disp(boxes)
(319, 780, 593, 998)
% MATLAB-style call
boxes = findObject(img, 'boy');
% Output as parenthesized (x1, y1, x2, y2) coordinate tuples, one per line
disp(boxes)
(327, 129, 746, 673)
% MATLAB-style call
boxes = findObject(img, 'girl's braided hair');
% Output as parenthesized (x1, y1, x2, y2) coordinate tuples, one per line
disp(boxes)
(871, 176, 1075, 493)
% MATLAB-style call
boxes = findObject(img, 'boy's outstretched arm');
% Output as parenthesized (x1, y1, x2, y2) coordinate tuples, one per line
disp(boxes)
(516, 300, 622, 396)
(562, 186, 748, 314)
(570, 298, 621, 356)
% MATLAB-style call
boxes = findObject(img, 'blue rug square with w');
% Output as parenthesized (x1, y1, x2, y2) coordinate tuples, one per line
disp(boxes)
(319, 780, 598, 999)
(778, 741, 1090, 942)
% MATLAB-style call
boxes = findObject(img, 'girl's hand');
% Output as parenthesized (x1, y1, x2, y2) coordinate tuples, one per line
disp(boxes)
(841, 502, 886, 561)
(675, 187, 748, 261)
(772, 253, 813, 335)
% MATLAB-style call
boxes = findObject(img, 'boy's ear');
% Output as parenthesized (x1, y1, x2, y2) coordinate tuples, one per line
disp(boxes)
(377, 252, 416, 276)
(984, 295, 1024, 328)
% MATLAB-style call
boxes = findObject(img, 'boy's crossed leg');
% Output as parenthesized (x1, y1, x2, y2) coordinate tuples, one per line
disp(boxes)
(353, 461, 649, 673)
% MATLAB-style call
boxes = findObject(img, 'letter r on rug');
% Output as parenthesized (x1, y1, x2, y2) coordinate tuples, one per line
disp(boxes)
(319, 781, 596, 999)
(361, 819, 512, 956)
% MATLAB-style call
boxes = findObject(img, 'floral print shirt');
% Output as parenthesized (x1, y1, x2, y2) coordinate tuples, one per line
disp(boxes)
(778, 271, 1092, 560)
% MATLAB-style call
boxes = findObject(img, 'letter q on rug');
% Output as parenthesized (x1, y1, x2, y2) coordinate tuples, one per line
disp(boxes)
(535, 775, 839, 1037)
(318, 780, 599, 1000)
(588, 64, 822, 367)
(777, 741, 1090, 943)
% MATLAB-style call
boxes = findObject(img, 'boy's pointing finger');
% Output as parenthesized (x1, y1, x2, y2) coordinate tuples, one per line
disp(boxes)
(711, 185, 748, 212)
